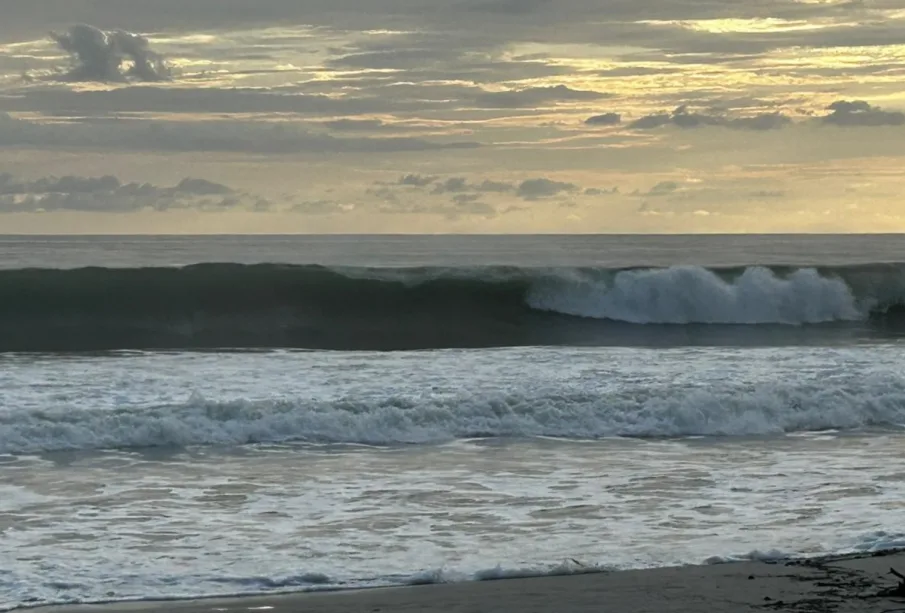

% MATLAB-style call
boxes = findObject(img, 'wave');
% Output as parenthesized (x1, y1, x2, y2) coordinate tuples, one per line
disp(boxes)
(3, 262, 905, 351)
(4, 380, 905, 454)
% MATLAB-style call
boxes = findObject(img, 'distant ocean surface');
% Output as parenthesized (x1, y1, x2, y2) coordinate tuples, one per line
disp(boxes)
(2, 234, 905, 610)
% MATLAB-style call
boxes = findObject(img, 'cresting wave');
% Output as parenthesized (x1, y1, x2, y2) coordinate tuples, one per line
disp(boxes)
(3, 262, 905, 351)
(4, 381, 905, 454)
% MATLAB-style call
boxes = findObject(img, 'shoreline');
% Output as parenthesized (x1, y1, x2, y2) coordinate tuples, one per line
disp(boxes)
(23, 549, 905, 613)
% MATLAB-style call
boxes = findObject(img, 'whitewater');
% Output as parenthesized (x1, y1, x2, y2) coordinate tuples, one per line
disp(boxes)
(2, 234, 905, 611)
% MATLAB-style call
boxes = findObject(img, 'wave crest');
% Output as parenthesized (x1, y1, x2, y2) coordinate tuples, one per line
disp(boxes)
(526, 266, 863, 324)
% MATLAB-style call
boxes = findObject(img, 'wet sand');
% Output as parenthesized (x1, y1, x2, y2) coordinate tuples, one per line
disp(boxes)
(29, 550, 905, 613)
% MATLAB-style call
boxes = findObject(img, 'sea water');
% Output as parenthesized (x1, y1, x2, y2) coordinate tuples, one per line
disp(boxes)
(1, 234, 904, 610)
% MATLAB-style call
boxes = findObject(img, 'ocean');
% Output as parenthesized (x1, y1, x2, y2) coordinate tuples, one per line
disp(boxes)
(2, 234, 905, 610)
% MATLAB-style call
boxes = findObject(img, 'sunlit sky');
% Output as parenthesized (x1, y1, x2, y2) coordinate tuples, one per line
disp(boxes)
(2, 0, 905, 233)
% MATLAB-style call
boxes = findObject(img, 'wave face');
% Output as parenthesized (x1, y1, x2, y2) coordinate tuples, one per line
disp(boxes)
(3, 263, 905, 351)
(4, 380, 905, 454)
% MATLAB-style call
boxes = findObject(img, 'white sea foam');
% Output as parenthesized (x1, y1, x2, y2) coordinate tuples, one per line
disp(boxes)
(704, 531, 905, 565)
(407, 559, 610, 585)
(4, 535, 903, 612)
(4, 346, 905, 610)
(527, 266, 866, 324)
(2, 379, 905, 453)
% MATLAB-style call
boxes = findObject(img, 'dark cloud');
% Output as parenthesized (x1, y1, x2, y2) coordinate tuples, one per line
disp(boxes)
(585, 112, 621, 126)
(0, 0, 857, 35)
(451, 193, 482, 204)
(473, 85, 606, 109)
(584, 187, 618, 195)
(630, 113, 674, 130)
(398, 174, 437, 186)
(630, 106, 791, 130)
(366, 186, 400, 202)
(372, 174, 579, 209)
(385, 174, 578, 200)
(647, 181, 680, 195)
(397, 176, 514, 193)
(432, 177, 469, 193)
(474, 179, 514, 192)
(172, 177, 235, 195)
(5, 0, 894, 66)
(49, 24, 170, 82)
(515, 178, 577, 200)
(0, 174, 121, 195)
(821, 100, 905, 127)
(0, 172, 248, 213)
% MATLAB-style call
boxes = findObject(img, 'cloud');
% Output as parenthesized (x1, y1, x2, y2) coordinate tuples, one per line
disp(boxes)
(585, 112, 622, 126)
(515, 178, 577, 200)
(49, 24, 170, 82)
(0, 172, 253, 213)
(398, 176, 515, 194)
(289, 199, 353, 214)
(366, 186, 400, 203)
(584, 187, 618, 195)
(0, 113, 480, 154)
(373, 177, 502, 218)
(328, 45, 469, 70)
(172, 177, 234, 195)
(646, 180, 680, 195)
(467, 0, 552, 15)
(380, 197, 498, 220)
(630, 106, 791, 130)
(821, 100, 905, 127)
(749, 190, 785, 199)
(379, 174, 579, 202)
(626, 100, 905, 132)
(1, 87, 448, 117)
(0, 174, 121, 196)
(323, 118, 386, 131)
(596, 66, 679, 77)
(369, 172, 584, 215)
(473, 85, 606, 108)
(326, 43, 569, 84)
(474, 179, 514, 193)
(451, 193, 482, 204)
(431, 177, 470, 193)
(398, 173, 437, 186)
(727, 113, 793, 130)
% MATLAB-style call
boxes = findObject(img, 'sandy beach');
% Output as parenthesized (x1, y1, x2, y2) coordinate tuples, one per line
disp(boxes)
(26, 550, 905, 613)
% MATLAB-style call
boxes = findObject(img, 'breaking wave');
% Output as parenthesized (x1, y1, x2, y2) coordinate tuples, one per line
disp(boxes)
(3, 262, 905, 351)
(4, 380, 905, 454)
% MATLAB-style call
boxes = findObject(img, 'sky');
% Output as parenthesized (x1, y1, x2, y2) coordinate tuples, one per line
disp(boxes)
(1, 0, 905, 233)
